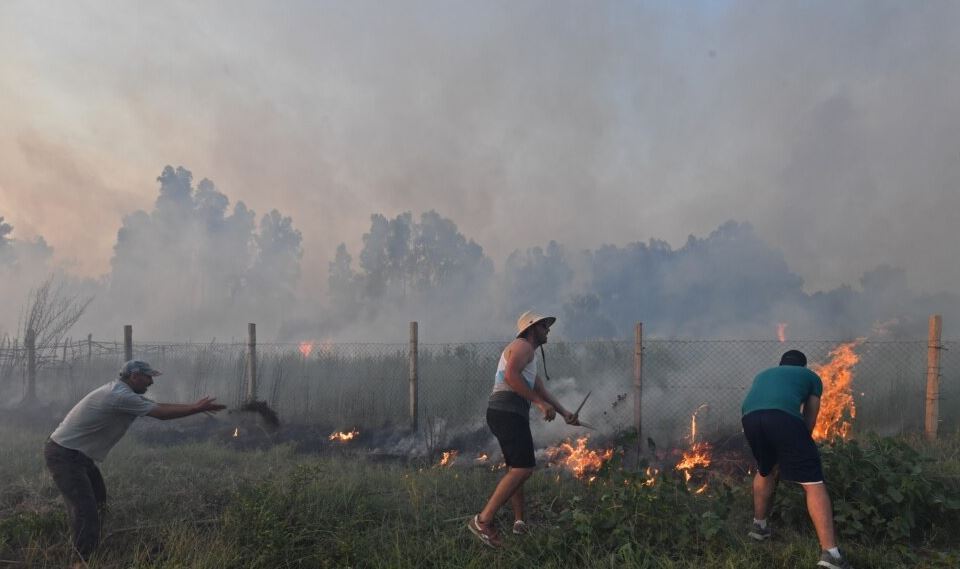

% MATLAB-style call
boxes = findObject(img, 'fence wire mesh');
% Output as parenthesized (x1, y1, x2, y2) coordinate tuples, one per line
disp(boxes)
(940, 340, 959, 434)
(0, 335, 955, 446)
(641, 339, 930, 445)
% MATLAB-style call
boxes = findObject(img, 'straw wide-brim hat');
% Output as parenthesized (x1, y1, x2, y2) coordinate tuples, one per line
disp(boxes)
(516, 311, 557, 338)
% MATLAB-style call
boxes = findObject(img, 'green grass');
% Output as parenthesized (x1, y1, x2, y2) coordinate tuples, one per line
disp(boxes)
(1, 423, 958, 568)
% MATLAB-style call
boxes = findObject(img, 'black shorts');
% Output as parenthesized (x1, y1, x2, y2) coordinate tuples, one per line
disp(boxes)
(486, 408, 535, 468)
(742, 409, 824, 483)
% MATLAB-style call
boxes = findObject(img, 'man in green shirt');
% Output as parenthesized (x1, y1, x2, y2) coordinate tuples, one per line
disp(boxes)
(741, 350, 853, 569)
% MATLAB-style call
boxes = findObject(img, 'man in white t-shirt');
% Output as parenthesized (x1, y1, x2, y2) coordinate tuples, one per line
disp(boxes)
(44, 360, 226, 563)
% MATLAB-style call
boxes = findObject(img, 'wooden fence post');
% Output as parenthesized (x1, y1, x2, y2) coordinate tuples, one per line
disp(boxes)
(245, 323, 257, 402)
(87, 333, 92, 363)
(634, 322, 643, 456)
(25, 328, 36, 402)
(123, 325, 133, 362)
(925, 314, 942, 441)
(409, 321, 419, 432)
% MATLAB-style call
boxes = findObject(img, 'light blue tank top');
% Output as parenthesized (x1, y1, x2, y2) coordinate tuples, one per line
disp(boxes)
(487, 346, 537, 417)
(492, 349, 537, 393)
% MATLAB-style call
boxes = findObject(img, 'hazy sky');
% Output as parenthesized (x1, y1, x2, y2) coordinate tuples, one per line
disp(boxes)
(2, 0, 958, 295)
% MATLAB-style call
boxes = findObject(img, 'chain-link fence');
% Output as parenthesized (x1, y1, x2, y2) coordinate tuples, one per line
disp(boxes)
(418, 340, 635, 438)
(641, 339, 932, 445)
(940, 340, 959, 433)
(0, 334, 955, 446)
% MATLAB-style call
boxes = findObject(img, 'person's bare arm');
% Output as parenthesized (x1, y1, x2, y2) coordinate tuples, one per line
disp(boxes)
(147, 396, 226, 420)
(503, 341, 555, 420)
(535, 376, 571, 420)
(801, 395, 821, 433)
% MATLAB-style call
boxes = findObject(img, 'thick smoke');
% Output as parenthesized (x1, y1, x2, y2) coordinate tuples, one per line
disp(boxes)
(90, 165, 302, 340)
(4, 191, 957, 345)
(307, 215, 959, 342)
(4, 2, 960, 297)
(0, 215, 57, 336)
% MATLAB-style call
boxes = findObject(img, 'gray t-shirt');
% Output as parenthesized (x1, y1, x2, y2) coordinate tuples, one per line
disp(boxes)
(50, 381, 157, 461)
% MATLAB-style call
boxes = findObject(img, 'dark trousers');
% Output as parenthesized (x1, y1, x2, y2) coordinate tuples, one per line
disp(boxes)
(43, 440, 107, 560)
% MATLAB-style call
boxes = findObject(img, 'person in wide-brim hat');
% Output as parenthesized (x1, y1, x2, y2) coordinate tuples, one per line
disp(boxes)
(467, 310, 579, 548)
(514, 311, 556, 338)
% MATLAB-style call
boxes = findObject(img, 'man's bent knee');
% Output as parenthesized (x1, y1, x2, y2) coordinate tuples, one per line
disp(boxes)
(509, 467, 534, 481)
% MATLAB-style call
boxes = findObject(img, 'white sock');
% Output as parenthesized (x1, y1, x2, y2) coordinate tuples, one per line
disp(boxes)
(753, 518, 767, 529)
(827, 547, 841, 559)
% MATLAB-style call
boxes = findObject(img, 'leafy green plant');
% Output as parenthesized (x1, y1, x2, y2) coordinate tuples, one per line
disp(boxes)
(550, 461, 737, 557)
(773, 436, 960, 544)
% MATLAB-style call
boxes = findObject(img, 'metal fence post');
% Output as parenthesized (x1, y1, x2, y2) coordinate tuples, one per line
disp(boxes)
(246, 323, 257, 402)
(25, 328, 36, 402)
(634, 322, 643, 453)
(925, 314, 942, 441)
(409, 321, 419, 432)
(123, 325, 133, 362)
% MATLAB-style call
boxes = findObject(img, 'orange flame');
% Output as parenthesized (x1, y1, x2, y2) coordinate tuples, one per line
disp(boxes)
(298, 341, 314, 357)
(475, 453, 489, 463)
(328, 429, 359, 442)
(676, 442, 712, 482)
(438, 450, 458, 467)
(643, 466, 659, 487)
(232, 427, 239, 438)
(776, 323, 788, 343)
(545, 437, 614, 479)
(675, 405, 712, 485)
(811, 340, 863, 441)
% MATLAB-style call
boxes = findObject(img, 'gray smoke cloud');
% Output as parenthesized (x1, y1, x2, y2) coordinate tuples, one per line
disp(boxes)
(95, 166, 302, 340)
(2, 190, 958, 344)
(0, 215, 56, 337)
(2, 2, 959, 341)
(313, 215, 959, 342)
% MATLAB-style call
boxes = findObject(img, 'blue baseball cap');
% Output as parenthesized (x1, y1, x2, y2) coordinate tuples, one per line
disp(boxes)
(119, 360, 163, 378)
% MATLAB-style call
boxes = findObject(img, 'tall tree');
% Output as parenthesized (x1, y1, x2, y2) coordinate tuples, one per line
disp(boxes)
(251, 209, 303, 301)
(327, 243, 358, 317)
(18, 275, 93, 402)
(502, 240, 573, 317)
(107, 165, 300, 336)
(359, 214, 391, 299)
(0, 215, 14, 265)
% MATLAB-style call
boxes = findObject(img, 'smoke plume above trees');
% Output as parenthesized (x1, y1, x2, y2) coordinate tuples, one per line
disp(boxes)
(96, 165, 303, 339)
(306, 213, 958, 342)
(2, 167, 958, 343)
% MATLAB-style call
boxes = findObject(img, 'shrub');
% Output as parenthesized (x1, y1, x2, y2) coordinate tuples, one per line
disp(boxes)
(773, 436, 960, 544)
(550, 455, 739, 557)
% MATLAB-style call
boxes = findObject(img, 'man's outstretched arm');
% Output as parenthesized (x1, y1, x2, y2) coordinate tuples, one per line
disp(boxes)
(147, 396, 226, 420)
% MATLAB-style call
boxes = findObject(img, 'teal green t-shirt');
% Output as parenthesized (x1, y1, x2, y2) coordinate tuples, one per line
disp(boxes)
(741, 365, 823, 420)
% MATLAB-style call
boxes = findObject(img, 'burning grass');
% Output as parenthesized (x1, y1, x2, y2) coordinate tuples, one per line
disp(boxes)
(436, 449, 459, 467)
(675, 404, 713, 492)
(329, 428, 360, 442)
(811, 339, 863, 442)
(544, 436, 614, 480)
(1, 419, 958, 568)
